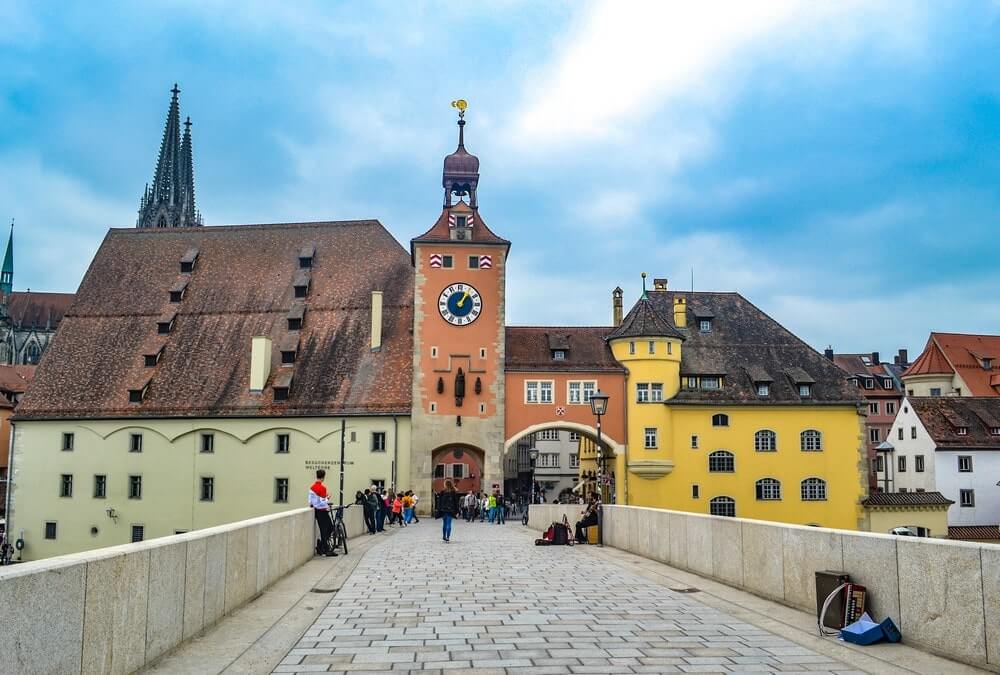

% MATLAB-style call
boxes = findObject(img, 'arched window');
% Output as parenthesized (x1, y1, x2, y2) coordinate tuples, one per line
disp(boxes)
(754, 429, 777, 452)
(709, 496, 736, 517)
(801, 429, 822, 451)
(801, 477, 827, 501)
(755, 478, 781, 501)
(157, 215, 167, 228)
(708, 450, 735, 473)
(712, 413, 729, 427)
(26, 342, 41, 365)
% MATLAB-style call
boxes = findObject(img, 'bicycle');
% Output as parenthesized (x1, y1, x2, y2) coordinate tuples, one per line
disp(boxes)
(326, 504, 351, 556)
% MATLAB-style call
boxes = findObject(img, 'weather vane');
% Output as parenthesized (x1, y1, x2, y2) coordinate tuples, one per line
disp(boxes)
(451, 99, 468, 119)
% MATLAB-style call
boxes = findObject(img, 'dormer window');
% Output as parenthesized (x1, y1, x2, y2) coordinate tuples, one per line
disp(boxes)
(287, 303, 305, 331)
(757, 383, 770, 397)
(298, 244, 316, 269)
(292, 270, 311, 299)
(279, 335, 299, 365)
(144, 346, 165, 367)
(169, 278, 189, 303)
(273, 371, 293, 402)
(883, 378, 893, 389)
(699, 319, 712, 332)
(957, 426, 968, 436)
(864, 378, 874, 389)
(128, 379, 151, 404)
(179, 248, 199, 273)
(700, 376, 721, 390)
(156, 310, 177, 335)
(799, 384, 812, 397)
(983, 357, 994, 370)
(553, 350, 566, 361)
(990, 427, 1000, 436)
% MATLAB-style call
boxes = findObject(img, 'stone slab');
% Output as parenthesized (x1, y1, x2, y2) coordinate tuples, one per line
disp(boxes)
(146, 541, 187, 662)
(840, 532, 900, 623)
(712, 517, 744, 587)
(183, 536, 208, 640)
(741, 521, 783, 600)
(82, 549, 150, 675)
(781, 527, 842, 611)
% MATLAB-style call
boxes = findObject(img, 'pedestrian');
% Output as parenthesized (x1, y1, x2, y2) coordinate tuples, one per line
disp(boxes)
(496, 492, 506, 525)
(464, 491, 475, 522)
(411, 492, 421, 523)
(402, 491, 414, 524)
(308, 469, 337, 557)
(364, 488, 379, 535)
(392, 492, 405, 526)
(487, 491, 497, 523)
(479, 493, 488, 522)
(376, 489, 387, 532)
(437, 479, 460, 542)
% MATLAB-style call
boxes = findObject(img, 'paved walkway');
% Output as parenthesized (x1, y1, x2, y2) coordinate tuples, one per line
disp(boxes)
(274, 520, 864, 675)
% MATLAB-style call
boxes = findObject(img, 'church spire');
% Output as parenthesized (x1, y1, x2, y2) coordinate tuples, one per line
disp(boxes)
(137, 85, 203, 228)
(442, 99, 480, 209)
(0, 220, 13, 297)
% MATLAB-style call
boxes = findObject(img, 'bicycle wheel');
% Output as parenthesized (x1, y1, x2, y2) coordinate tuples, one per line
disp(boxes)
(335, 519, 348, 555)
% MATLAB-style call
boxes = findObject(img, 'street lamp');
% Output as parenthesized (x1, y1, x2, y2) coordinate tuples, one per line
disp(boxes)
(528, 447, 539, 504)
(589, 389, 610, 546)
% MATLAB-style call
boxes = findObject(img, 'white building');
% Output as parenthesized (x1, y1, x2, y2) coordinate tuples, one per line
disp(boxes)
(879, 397, 1000, 529)
(530, 430, 580, 499)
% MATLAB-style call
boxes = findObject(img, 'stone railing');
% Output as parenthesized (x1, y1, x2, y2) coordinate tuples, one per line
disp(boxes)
(529, 503, 1000, 671)
(0, 506, 365, 674)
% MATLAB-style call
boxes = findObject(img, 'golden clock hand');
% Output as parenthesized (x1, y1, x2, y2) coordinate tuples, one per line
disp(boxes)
(457, 291, 470, 308)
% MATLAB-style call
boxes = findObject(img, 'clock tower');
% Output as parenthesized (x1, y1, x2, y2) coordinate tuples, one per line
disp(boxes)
(409, 104, 510, 505)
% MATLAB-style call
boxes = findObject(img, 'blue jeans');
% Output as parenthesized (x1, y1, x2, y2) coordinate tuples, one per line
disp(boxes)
(442, 513, 453, 540)
(404, 508, 414, 523)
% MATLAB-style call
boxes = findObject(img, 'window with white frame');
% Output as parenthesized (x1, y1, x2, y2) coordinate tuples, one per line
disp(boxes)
(800, 477, 827, 501)
(636, 383, 650, 403)
(915, 455, 925, 472)
(869, 428, 880, 443)
(701, 376, 721, 390)
(629, 341, 636, 355)
(540, 381, 553, 404)
(569, 454, 580, 468)
(957, 427, 968, 436)
(960, 489, 975, 507)
(526, 380, 554, 404)
(708, 450, 734, 473)
(800, 429, 822, 451)
(754, 429, 777, 452)
(538, 453, 560, 468)
(699, 319, 712, 333)
(886, 402, 896, 415)
(798, 384, 812, 397)
(582, 381, 595, 403)
(756, 383, 770, 396)
(648, 340, 656, 354)
(898, 456, 906, 472)
(911, 426, 917, 439)
(755, 478, 781, 501)
(538, 429, 560, 441)
(712, 413, 729, 427)
(864, 378, 874, 389)
(869, 402, 879, 415)
(569, 432, 580, 441)
(898, 427, 904, 440)
(568, 380, 597, 405)
(875, 455, 884, 472)
(883, 378, 893, 389)
(958, 455, 973, 472)
(553, 350, 566, 360)
(644, 427, 658, 449)
(709, 496, 735, 517)
(691, 435, 699, 449)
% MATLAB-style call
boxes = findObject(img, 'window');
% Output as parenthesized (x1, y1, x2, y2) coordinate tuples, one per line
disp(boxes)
(275, 478, 289, 503)
(667, 342, 673, 355)
(756, 383, 770, 396)
(712, 413, 729, 427)
(864, 378, 874, 390)
(94, 474, 106, 498)
(582, 381, 595, 403)
(62, 433, 74, 451)
(567, 381, 594, 404)
(883, 379, 893, 390)
(911, 426, 917, 439)
(281, 349, 295, 365)
(800, 478, 827, 501)
(875, 455, 884, 472)
(898, 456, 906, 472)
(650, 383, 663, 402)
(801, 429, 823, 452)
(915, 455, 924, 472)
(569, 432, 580, 442)
(648, 340, 656, 354)
(44, 522, 57, 540)
(372, 432, 387, 452)
(131, 525, 145, 543)
(452, 463, 466, 478)
(686, 376, 698, 389)
(869, 402, 879, 415)
(553, 350, 566, 360)
(957, 427, 968, 436)
(692, 485, 700, 499)
(287, 317, 302, 331)
(273, 384, 289, 401)
(636, 383, 649, 403)
(538, 429, 560, 441)
(59, 474, 73, 498)
(708, 450, 734, 473)
(644, 427, 658, 449)
(991, 427, 1000, 436)
(898, 427, 904, 440)
(200, 476, 215, 502)
(442, 255, 453, 268)
(960, 489, 975, 507)
(128, 475, 142, 499)
(200, 433, 214, 453)
(525, 380, 553, 404)
(958, 456, 973, 473)
(569, 454, 580, 468)
(540, 381, 553, 403)
(691, 435, 699, 449)
(537, 453, 560, 468)
(468, 255, 479, 269)
(434, 464, 445, 478)
(755, 478, 781, 501)
(701, 376, 721, 390)
(709, 496, 735, 517)
(869, 428, 881, 443)
(930, 388, 941, 397)
(886, 402, 896, 415)
(276, 434, 290, 454)
(754, 430, 777, 452)
(798, 384, 812, 397)
(629, 341, 636, 355)
(370, 479, 386, 491)
(699, 319, 712, 332)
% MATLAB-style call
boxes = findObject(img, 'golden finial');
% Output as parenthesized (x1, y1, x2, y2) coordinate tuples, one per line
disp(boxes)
(451, 99, 468, 119)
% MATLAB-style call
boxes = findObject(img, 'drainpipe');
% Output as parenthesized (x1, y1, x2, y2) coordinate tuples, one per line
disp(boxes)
(621, 372, 630, 505)
(392, 415, 398, 488)
(4, 420, 14, 540)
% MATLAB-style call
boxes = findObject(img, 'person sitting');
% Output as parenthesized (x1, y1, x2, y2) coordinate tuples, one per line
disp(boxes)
(575, 494, 600, 543)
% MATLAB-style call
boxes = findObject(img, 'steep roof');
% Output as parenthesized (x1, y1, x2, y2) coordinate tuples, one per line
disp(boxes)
(832, 353, 903, 398)
(909, 397, 1000, 449)
(15, 221, 413, 420)
(931, 332, 1000, 396)
(410, 207, 510, 253)
(505, 327, 624, 372)
(0, 364, 34, 395)
(903, 336, 954, 377)
(606, 297, 684, 340)
(861, 491, 954, 507)
(8, 291, 75, 330)
(641, 290, 860, 405)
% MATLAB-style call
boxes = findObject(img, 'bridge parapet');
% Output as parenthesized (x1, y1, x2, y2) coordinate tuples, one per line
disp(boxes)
(529, 503, 1000, 671)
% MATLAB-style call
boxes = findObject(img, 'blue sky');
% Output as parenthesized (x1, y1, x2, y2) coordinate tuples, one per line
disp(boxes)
(2, 1, 1000, 356)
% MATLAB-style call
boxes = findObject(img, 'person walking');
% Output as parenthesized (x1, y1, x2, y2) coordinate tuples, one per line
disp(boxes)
(392, 492, 405, 526)
(496, 491, 506, 525)
(376, 489, 387, 532)
(487, 491, 497, 523)
(437, 479, 460, 542)
(480, 493, 488, 522)
(402, 491, 414, 524)
(364, 488, 379, 535)
(308, 470, 337, 557)
(411, 491, 421, 523)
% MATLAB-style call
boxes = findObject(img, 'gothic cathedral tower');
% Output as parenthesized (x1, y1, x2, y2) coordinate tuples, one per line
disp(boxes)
(409, 105, 509, 503)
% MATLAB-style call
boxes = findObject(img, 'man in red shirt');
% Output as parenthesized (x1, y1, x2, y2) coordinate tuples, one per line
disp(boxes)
(309, 469, 337, 557)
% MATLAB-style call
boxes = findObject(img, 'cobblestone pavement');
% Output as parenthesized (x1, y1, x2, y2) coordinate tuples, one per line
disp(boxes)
(274, 519, 862, 675)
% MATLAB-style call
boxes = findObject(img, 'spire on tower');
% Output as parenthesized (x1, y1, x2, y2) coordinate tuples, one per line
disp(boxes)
(137, 85, 204, 228)
(442, 99, 480, 209)
(1, 220, 14, 297)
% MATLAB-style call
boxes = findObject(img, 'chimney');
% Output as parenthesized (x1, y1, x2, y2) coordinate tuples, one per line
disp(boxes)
(612, 287, 623, 327)
(871, 351, 880, 365)
(673, 296, 687, 328)
(898, 348, 908, 366)
(249, 336, 272, 392)
(824, 347, 834, 361)
(653, 278, 668, 291)
(371, 290, 383, 352)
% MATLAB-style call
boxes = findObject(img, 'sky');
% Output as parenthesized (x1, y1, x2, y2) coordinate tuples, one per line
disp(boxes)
(2, 1, 1000, 357)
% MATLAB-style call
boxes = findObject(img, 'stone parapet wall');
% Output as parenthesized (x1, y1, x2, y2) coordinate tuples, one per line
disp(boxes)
(0, 506, 365, 674)
(528, 503, 1000, 671)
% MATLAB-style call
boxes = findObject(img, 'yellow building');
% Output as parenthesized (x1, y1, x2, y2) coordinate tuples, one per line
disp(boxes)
(603, 278, 868, 530)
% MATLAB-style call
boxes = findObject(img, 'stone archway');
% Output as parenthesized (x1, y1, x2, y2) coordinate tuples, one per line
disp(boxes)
(431, 444, 485, 495)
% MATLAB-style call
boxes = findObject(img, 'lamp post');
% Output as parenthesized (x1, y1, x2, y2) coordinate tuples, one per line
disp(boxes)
(528, 447, 539, 505)
(589, 389, 610, 546)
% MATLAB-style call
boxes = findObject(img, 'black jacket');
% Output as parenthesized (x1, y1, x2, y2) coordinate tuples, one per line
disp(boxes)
(436, 489, 460, 516)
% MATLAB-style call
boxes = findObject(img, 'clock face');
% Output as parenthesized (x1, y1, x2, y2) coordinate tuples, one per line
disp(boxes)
(438, 283, 482, 326)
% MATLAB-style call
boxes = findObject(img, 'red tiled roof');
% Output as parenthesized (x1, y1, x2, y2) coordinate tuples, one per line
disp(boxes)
(0, 365, 35, 395)
(903, 337, 953, 377)
(410, 208, 510, 252)
(948, 525, 1000, 541)
(15, 221, 414, 420)
(861, 491, 953, 507)
(932, 332, 1000, 396)
(7, 291, 75, 329)
(910, 397, 1000, 448)
(833, 354, 901, 398)
(505, 327, 624, 372)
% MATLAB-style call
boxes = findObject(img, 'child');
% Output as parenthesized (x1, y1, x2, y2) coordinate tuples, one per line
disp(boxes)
(392, 492, 404, 526)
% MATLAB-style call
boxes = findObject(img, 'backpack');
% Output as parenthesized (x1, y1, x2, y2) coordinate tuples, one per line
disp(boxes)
(535, 521, 572, 546)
